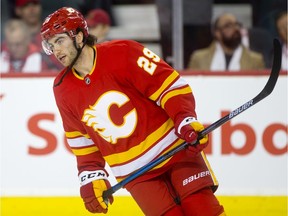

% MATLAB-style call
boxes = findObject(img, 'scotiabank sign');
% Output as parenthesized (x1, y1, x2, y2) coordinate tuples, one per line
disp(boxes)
(0, 74, 287, 196)
(26, 111, 286, 156)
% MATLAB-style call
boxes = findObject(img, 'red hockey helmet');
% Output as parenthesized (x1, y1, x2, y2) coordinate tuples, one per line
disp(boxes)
(40, 7, 89, 55)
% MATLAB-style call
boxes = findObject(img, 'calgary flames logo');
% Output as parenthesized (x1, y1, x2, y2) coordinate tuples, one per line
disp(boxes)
(81, 91, 137, 144)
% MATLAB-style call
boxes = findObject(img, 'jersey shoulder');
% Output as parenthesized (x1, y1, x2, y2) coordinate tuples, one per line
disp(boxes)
(96, 39, 143, 53)
(97, 39, 142, 46)
(96, 40, 144, 70)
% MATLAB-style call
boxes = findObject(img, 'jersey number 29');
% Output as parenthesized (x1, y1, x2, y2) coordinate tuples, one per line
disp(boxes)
(137, 48, 160, 75)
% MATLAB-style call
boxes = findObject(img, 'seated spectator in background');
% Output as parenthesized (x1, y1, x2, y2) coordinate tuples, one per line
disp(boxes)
(85, 9, 111, 43)
(275, 11, 287, 70)
(15, 0, 63, 71)
(187, 13, 265, 71)
(78, 0, 116, 26)
(15, 0, 42, 47)
(0, 19, 47, 73)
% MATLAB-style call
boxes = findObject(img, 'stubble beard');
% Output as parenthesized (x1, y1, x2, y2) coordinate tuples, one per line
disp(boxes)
(65, 47, 78, 67)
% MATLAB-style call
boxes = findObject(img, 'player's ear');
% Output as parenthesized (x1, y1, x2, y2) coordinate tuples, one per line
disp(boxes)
(75, 31, 84, 44)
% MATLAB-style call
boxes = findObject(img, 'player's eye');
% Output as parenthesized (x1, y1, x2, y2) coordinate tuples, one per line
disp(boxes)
(56, 38, 64, 45)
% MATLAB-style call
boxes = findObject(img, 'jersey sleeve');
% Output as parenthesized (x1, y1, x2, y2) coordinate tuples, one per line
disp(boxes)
(53, 88, 106, 175)
(124, 40, 197, 123)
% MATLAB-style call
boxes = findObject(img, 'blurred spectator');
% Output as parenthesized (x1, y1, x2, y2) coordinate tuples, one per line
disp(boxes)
(275, 11, 287, 70)
(14, 0, 63, 71)
(0, 19, 47, 73)
(251, 0, 287, 38)
(85, 9, 111, 43)
(15, 0, 42, 47)
(187, 13, 265, 71)
(78, 0, 116, 26)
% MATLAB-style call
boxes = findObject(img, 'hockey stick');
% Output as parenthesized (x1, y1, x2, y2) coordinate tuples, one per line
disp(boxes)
(103, 38, 282, 201)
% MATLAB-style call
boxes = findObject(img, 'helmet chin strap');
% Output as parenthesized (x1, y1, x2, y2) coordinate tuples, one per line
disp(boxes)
(54, 37, 87, 87)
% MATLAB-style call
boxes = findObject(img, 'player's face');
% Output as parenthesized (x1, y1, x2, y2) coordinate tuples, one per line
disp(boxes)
(47, 33, 78, 67)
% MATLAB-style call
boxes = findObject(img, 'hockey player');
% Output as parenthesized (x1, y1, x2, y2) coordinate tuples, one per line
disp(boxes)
(41, 7, 226, 216)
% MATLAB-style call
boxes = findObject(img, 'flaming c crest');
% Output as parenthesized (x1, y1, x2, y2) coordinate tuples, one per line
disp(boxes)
(82, 91, 137, 144)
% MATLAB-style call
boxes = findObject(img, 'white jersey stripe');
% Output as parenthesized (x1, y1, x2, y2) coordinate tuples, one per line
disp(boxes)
(110, 129, 180, 177)
(156, 77, 189, 106)
(67, 136, 94, 148)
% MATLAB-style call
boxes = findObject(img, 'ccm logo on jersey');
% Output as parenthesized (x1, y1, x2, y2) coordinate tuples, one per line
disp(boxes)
(79, 170, 108, 186)
(183, 171, 211, 186)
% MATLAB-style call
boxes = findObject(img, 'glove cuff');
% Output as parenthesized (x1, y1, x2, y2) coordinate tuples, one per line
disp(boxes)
(79, 170, 108, 186)
(176, 117, 197, 134)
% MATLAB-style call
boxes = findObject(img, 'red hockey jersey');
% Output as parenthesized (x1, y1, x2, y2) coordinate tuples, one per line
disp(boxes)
(53, 40, 217, 185)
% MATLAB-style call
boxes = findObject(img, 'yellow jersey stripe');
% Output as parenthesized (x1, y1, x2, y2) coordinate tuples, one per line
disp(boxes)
(160, 86, 192, 109)
(71, 146, 99, 156)
(104, 118, 175, 166)
(149, 70, 179, 101)
(201, 152, 219, 185)
(110, 129, 181, 177)
(115, 139, 184, 181)
(65, 131, 90, 139)
(151, 139, 184, 170)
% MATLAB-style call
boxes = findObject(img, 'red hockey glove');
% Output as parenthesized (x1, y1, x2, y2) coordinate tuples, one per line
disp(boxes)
(175, 117, 208, 156)
(79, 170, 114, 214)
